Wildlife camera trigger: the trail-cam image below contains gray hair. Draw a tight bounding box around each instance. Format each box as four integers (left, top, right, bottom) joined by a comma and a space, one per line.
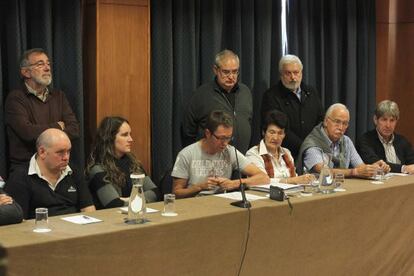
279, 54, 303, 73
214, 49, 239, 67
20, 48, 48, 68
325, 103, 349, 119
375, 100, 399, 120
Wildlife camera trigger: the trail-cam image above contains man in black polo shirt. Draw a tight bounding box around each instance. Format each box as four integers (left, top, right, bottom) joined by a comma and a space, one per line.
5, 128, 95, 219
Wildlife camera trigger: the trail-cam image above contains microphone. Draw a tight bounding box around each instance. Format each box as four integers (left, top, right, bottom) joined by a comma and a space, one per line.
230, 146, 251, 208
224, 106, 250, 208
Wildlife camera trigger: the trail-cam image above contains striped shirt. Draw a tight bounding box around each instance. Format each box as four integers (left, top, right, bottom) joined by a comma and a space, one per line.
377, 130, 401, 164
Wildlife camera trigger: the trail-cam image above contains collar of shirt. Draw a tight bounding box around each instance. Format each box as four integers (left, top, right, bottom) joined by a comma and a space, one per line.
25, 82, 49, 102
258, 139, 287, 160
376, 129, 395, 145
28, 154, 72, 191
292, 86, 302, 101
214, 77, 239, 94
321, 125, 342, 153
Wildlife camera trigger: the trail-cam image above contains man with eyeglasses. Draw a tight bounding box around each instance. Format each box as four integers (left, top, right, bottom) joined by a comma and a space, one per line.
182, 49, 252, 154
296, 103, 389, 177
356, 100, 414, 174
5, 48, 79, 172
261, 54, 324, 159
172, 110, 269, 198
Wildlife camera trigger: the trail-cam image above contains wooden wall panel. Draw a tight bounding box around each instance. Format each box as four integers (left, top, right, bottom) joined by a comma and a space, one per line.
376, 0, 414, 144
83, 0, 97, 158
84, 0, 151, 172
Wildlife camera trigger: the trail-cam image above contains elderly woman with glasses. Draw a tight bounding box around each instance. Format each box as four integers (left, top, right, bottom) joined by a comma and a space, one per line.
246, 110, 314, 183
86, 116, 159, 209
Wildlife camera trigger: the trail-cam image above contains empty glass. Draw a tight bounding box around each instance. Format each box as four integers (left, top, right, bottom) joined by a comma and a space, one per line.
334, 173, 346, 192
162, 194, 177, 217
371, 168, 385, 184
33, 208, 51, 233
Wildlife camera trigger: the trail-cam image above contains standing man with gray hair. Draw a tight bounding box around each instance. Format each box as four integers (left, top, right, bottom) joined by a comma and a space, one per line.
182, 49, 252, 153
297, 103, 389, 177
357, 100, 414, 174
261, 54, 324, 159
5, 48, 79, 172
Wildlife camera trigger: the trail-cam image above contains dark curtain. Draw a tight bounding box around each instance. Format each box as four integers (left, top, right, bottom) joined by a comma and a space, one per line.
0, 0, 84, 177
286, 0, 376, 141
151, 0, 283, 183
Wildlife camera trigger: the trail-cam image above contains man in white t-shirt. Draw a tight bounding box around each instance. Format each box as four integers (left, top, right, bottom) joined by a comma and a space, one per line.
172, 110, 269, 198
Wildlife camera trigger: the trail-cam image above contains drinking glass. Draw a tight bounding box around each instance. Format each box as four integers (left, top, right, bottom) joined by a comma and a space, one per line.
162, 194, 177, 217
334, 173, 346, 192
371, 168, 385, 184
33, 208, 51, 233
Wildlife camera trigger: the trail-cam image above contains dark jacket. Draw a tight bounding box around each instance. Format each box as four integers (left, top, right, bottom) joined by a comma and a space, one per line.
261, 81, 324, 158
0, 188, 23, 226
182, 80, 252, 153
5, 165, 93, 219
356, 129, 414, 173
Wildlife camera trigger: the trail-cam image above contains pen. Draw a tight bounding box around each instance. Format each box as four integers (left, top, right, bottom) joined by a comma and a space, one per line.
83, 215, 91, 220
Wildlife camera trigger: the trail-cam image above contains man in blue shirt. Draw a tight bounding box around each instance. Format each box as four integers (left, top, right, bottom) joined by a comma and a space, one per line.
297, 103, 389, 177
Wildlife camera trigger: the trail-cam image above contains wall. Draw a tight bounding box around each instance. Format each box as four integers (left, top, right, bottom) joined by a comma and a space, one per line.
377, 0, 414, 143
83, 0, 151, 172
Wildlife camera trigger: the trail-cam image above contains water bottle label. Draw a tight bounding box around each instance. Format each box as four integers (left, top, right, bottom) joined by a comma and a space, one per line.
130, 195, 143, 213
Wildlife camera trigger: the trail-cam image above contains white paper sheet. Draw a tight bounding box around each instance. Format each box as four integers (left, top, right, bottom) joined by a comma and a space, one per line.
214, 191, 267, 201
61, 215, 102, 225
386, 173, 408, 177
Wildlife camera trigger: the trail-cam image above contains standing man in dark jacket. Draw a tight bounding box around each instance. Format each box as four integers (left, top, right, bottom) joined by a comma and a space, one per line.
5, 48, 79, 172
182, 49, 252, 153
261, 55, 324, 159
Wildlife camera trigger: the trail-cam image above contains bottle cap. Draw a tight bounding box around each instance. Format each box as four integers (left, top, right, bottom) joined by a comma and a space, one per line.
130, 174, 145, 179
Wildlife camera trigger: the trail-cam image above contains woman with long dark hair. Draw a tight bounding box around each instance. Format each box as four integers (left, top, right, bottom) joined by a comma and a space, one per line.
86, 116, 158, 209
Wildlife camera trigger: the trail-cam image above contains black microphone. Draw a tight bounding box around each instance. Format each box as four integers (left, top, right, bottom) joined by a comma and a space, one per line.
223, 106, 250, 208
230, 145, 251, 208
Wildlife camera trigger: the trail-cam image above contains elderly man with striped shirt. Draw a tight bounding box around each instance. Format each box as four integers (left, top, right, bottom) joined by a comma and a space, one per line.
297, 103, 389, 178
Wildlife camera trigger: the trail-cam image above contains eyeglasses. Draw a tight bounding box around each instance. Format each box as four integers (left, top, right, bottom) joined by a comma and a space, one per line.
328, 117, 349, 127
26, 61, 52, 69
217, 67, 239, 77
212, 133, 233, 142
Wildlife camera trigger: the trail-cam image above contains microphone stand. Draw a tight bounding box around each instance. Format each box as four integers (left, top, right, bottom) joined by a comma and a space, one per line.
230, 146, 251, 208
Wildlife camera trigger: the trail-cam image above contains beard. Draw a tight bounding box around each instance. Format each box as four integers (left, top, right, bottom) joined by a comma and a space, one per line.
33, 74, 52, 86
282, 80, 300, 91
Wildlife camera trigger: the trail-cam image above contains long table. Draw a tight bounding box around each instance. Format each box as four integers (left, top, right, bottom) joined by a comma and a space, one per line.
2, 175, 414, 275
